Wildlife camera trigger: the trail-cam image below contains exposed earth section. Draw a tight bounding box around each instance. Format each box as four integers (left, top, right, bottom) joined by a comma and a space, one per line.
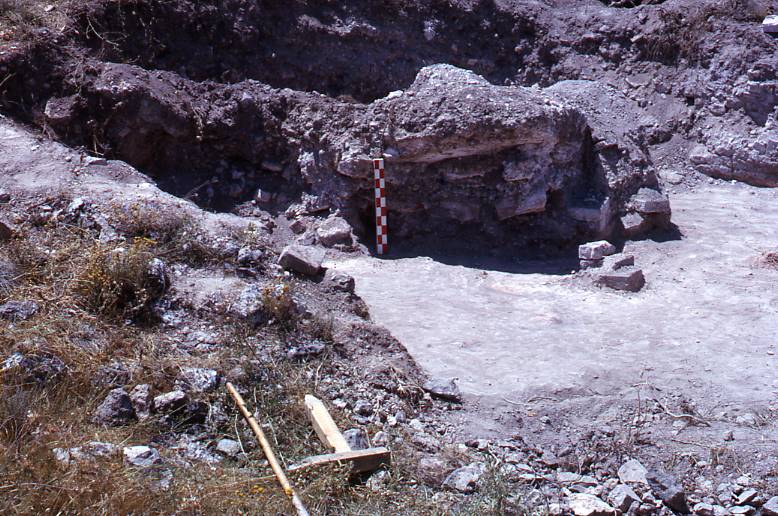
1, 0, 778, 514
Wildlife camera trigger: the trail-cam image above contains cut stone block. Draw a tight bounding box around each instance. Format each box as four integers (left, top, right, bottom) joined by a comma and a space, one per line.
621, 212, 650, 238
763, 15, 778, 34
578, 240, 617, 260
594, 267, 645, 292
602, 253, 635, 271
629, 188, 671, 214
278, 245, 326, 276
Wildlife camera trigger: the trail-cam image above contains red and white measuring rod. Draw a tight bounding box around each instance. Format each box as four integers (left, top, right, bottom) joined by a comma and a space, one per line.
373, 158, 388, 255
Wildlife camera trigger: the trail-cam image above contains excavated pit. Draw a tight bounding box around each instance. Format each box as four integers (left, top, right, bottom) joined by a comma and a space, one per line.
0, 0, 687, 253
74, 0, 538, 102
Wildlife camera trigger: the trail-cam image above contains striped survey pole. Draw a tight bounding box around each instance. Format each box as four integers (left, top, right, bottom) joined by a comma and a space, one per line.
373, 158, 388, 255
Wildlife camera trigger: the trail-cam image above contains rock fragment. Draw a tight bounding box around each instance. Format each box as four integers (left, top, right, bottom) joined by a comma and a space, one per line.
442, 463, 484, 493
353, 400, 373, 416
278, 245, 326, 276
423, 377, 462, 402
286, 341, 325, 360
609, 484, 641, 512
618, 459, 648, 484
316, 216, 353, 247
593, 267, 645, 292
621, 212, 651, 239
234, 284, 267, 326
0, 300, 39, 321
130, 384, 153, 420
93, 388, 136, 426
123, 445, 162, 467
762, 496, 778, 516
153, 390, 188, 413
237, 247, 263, 266
343, 428, 369, 450
0, 219, 13, 241
418, 456, 452, 486
579, 240, 617, 261
2, 352, 64, 383
629, 188, 671, 215
215, 438, 242, 458
568, 493, 617, 516
176, 367, 221, 393
323, 269, 355, 293
647, 469, 690, 514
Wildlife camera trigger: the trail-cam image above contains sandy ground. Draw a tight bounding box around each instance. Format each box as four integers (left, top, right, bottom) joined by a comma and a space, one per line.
329, 182, 778, 445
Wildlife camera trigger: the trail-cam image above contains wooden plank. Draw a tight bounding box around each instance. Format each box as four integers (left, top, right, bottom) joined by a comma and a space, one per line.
304, 394, 350, 453
288, 447, 391, 475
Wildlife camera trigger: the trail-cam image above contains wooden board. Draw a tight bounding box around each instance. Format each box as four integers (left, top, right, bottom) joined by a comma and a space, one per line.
289, 447, 391, 475
304, 394, 351, 453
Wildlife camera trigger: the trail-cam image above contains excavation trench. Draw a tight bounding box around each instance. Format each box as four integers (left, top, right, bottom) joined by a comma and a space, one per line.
0, 1, 674, 254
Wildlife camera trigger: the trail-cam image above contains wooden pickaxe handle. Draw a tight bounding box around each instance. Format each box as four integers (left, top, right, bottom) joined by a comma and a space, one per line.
226, 382, 310, 516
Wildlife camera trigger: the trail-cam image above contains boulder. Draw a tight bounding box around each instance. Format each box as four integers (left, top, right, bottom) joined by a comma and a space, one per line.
594, 267, 645, 292
423, 377, 463, 403
93, 388, 136, 426
277, 245, 326, 276
317, 216, 353, 247
579, 241, 617, 261
123, 445, 162, 467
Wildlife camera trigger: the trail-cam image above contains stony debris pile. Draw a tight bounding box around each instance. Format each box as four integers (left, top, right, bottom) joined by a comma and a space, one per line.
579, 240, 646, 292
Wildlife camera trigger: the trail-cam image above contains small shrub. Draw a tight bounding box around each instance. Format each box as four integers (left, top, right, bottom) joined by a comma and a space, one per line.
262, 280, 298, 330
110, 202, 219, 265
75, 239, 165, 322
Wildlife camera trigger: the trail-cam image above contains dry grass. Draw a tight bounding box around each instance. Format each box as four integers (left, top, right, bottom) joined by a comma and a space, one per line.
109, 201, 224, 266
0, 219, 449, 514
